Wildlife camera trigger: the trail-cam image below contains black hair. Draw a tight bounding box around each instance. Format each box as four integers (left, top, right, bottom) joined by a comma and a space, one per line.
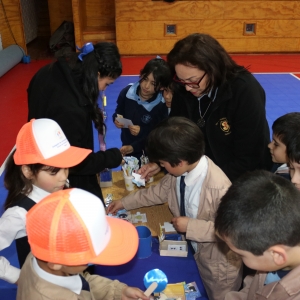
215, 170, 300, 255
139, 58, 171, 92
146, 117, 205, 166
167, 33, 247, 94
272, 112, 300, 163
4, 151, 61, 210
67, 42, 122, 134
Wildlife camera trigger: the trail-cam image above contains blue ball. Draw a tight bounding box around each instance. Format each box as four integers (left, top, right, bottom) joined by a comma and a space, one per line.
143, 269, 168, 293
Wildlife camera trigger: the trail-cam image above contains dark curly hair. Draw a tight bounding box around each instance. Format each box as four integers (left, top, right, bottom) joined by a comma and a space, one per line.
67, 42, 122, 134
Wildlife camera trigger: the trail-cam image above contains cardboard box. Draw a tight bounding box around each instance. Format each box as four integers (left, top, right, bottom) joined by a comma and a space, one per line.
159, 240, 188, 257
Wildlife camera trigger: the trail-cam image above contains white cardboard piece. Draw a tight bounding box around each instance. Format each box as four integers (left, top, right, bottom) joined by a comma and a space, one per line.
159, 240, 188, 257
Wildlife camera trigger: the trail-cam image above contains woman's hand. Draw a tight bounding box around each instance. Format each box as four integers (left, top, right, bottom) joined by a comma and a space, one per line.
106, 200, 124, 215
137, 162, 161, 181
120, 145, 134, 156
128, 125, 140, 136
121, 286, 150, 300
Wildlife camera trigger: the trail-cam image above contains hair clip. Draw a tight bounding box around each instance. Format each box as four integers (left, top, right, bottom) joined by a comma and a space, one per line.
77, 42, 94, 61
156, 55, 162, 59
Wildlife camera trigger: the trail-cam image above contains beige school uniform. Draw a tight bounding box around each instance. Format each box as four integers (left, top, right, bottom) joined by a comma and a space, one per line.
122, 157, 242, 300
17, 253, 127, 300
225, 266, 300, 300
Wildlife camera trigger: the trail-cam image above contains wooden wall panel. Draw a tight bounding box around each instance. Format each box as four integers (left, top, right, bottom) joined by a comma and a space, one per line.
72, 0, 116, 47
36, 0, 51, 37
47, 0, 73, 34
72, 0, 85, 48
117, 38, 300, 55
115, 1, 300, 21
85, 0, 115, 28
115, 0, 300, 54
117, 20, 300, 40
0, 0, 26, 51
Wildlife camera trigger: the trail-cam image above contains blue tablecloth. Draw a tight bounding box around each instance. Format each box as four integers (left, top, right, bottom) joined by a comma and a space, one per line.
95, 236, 208, 299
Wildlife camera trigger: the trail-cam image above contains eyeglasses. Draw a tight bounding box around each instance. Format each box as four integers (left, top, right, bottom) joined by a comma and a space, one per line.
173, 72, 206, 88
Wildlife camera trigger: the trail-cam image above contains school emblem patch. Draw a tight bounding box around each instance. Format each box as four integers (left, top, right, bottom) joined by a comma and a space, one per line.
219, 118, 231, 133
141, 114, 152, 124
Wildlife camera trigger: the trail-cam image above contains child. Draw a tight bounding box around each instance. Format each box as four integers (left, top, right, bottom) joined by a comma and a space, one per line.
268, 112, 300, 177
113, 57, 170, 161
0, 118, 91, 284
162, 81, 176, 114
285, 116, 300, 190
107, 117, 243, 300
215, 170, 300, 299
17, 188, 149, 299
290, 160, 300, 191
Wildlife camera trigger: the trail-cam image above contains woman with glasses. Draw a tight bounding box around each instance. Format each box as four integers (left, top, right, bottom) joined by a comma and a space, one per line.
139, 33, 272, 182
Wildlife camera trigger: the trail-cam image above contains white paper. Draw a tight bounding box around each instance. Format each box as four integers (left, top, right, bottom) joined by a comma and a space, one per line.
116, 117, 133, 128
132, 172, 145, 187
163, 222, 176, 233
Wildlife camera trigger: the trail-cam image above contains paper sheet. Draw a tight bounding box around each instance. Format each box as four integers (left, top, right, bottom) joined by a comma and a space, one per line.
116, 117, 133, 128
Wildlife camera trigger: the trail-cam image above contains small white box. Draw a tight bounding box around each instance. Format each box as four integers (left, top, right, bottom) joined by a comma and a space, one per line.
159, 240, 188, 257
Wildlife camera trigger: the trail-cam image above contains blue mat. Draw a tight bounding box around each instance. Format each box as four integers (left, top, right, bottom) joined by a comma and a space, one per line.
96, 236, 208, 299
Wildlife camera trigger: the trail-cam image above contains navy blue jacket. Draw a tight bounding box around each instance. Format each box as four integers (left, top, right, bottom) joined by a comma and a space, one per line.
113, 84, 168, 160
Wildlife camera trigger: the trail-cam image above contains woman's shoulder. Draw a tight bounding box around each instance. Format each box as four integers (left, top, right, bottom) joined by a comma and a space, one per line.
230, 70, 262, 88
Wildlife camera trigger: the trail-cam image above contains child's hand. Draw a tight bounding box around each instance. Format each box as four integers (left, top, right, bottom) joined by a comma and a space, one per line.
120, 145, 134, 156
128, 125, 140, 136
106, 200, 124, 215
114, 119, 124, 129
121, 286, 150, 299
137, 163, 161, 180
171, 216, 189, 233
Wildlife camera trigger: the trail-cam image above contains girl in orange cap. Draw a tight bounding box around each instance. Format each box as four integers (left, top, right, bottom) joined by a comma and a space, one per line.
0, 118, 91, 285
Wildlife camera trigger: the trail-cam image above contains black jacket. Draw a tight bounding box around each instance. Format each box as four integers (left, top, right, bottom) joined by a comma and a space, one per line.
170, 71, 272, 181
27, 58, 122, 200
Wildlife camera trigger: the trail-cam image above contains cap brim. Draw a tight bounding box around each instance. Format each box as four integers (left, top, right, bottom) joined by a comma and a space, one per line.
90, 217, 138, 266
40, 146, 91, 168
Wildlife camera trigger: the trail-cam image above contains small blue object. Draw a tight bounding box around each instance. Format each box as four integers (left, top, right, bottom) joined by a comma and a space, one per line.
77, 42, 94, 61
100, 169, 112, 182
184, 282, 201, 299
143, 269, 168, 293
136, 226, 152, 259
22, 55, 30, 63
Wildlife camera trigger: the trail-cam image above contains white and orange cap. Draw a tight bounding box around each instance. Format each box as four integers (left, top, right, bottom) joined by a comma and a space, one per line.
26, 188, 139, 266
14, 119, 91, 168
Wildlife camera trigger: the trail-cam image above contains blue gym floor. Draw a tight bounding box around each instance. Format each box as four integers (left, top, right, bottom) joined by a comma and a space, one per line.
0, 73, 299, 299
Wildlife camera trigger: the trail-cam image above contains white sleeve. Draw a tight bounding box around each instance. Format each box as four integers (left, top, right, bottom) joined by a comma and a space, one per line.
0, 256, 20, 284
0, 207, 27, 250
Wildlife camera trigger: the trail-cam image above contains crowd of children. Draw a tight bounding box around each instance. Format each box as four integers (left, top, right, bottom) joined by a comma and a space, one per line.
1, 39, 300, 299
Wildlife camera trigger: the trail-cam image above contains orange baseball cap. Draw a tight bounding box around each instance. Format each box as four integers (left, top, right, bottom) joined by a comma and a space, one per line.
26, 188, 139, 266
14, 119, 92, 168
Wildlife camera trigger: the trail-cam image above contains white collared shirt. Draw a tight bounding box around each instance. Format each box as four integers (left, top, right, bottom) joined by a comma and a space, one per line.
0, 185, 49, 283
176, 156, 208, 251
32, 256, 83, 294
